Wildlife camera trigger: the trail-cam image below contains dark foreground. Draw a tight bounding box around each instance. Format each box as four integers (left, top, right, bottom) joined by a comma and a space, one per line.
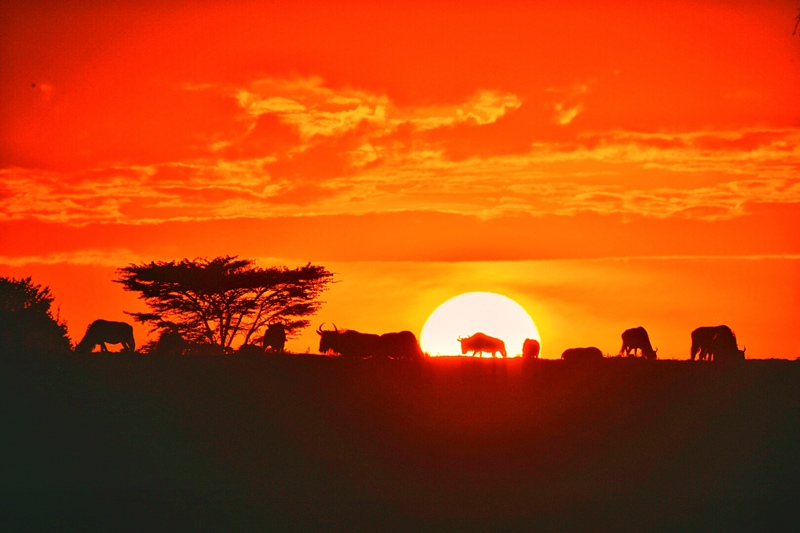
2, 354, 799, 532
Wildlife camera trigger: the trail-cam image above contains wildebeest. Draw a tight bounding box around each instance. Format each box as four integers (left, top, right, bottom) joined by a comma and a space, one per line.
522, 338, 541, 359
317, 323, 423, 360
75, 319, 135, 354
378, 330, 426, 360
236, 343, 268, 356
261, 323, 286, 353
619, 326, 658, 360
691, 325, 745, 362
561, 346, 604, 362
458, 332, 507, 358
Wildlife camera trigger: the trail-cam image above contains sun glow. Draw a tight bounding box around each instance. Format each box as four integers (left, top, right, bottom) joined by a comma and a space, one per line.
420, 292, 540, 357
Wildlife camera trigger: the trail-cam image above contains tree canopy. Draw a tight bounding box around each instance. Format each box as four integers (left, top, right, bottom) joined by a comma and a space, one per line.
115, 256, 334, 350
0, 276, 71, 354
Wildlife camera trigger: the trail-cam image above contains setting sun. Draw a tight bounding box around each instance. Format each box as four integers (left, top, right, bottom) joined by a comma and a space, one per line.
420, 292, 540, 357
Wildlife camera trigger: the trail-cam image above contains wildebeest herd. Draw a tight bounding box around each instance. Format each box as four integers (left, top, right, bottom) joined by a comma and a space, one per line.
74, 318, 747, 362
560, 325, 745, 362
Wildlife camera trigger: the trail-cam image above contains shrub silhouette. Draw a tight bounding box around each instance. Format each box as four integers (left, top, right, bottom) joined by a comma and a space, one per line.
154, 330, 187, 356
0, 276, 71, 354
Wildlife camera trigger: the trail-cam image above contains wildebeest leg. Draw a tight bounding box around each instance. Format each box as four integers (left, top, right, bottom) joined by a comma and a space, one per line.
99, 342, 108, 352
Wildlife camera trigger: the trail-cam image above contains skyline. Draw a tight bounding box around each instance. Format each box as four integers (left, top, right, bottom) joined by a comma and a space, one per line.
2, 1, 799, 357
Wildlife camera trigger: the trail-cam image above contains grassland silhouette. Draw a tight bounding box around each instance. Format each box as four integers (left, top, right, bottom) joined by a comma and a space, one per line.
1, 273, 794, 531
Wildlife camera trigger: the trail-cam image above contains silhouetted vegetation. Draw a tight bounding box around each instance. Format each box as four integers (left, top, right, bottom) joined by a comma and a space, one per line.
115, 256, 333, 351
0, 276, 70, 355
794, 8, 800, 35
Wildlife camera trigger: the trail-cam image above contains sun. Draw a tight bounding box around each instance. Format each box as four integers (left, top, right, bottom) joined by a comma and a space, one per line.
420, 292, 540, 357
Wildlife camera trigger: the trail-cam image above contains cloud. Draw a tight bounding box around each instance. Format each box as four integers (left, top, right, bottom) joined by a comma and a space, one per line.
554, 103, 583, 126
548, 83, 590, 126
2, 71, 799, 226
231, 77, 522, 144
0, 249, 140, 267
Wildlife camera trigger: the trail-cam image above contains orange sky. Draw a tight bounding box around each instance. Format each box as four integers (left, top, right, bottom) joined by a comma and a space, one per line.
1, 1, 799, 357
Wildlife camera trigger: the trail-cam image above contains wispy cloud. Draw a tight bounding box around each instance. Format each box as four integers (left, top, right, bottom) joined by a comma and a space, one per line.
0, 249, 141, 267
2, 76, 798, 225
549, 83, 589, 126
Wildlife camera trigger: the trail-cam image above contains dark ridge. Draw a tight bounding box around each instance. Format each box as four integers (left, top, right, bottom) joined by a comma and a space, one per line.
2, 353, 798, 531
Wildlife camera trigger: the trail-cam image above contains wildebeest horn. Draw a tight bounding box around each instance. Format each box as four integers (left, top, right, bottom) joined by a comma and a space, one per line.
456, 336, 463, 341
317, 322, 339, 335
742, 346, 746, 353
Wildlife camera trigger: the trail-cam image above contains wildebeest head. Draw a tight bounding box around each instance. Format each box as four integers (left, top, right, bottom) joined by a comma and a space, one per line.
457, 336, 468, 354
316, 322, 340, 354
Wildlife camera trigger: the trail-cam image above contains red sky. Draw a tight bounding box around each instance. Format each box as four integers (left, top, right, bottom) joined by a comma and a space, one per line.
2, 0, 799, 357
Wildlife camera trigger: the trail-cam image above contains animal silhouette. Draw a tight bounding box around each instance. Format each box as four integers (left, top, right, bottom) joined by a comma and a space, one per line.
262, 323, 287, 353
75, 319, 135, 354
691, 325, 745, 362
316, 323, 423, 360
378, 330, 425, 360
236, 343, 269, 356
619, 326, 657, 360
522, 338, 541, 359
457, 332, 507, 358
690, 326, 719, 360
561, 346, 603, 362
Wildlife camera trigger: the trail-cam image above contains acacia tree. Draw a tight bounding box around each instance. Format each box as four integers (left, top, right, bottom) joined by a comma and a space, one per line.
115, 256, 334, 350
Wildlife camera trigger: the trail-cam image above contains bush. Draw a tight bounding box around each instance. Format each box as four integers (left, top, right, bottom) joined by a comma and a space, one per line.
0, 276, 71, 355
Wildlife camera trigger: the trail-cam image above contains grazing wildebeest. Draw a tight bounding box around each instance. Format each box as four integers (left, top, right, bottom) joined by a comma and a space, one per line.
75, 319, 135, 354
236, 343, 268, 356
522, 338, 541, 359
690, 326, 719, 361
458, 332, 507, 358
690, 325, 745, 362
262, 323, 286, 353
619, 326, 658, 360
379, 331, 425, 361
561, 346, 604, 362
317, 323, 422, 360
